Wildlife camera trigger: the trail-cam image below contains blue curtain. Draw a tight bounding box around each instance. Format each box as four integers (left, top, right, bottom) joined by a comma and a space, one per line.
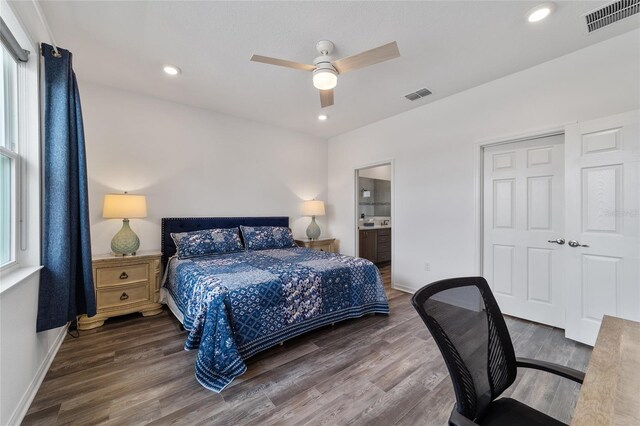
37, 43, 95, 332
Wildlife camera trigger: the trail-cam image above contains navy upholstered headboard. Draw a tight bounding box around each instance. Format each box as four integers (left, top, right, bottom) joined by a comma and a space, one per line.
161, 216, 289, 265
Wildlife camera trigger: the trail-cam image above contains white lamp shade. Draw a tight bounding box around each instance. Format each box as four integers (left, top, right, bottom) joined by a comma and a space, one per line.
103, 194, 147, 219
302, 200, 325, 216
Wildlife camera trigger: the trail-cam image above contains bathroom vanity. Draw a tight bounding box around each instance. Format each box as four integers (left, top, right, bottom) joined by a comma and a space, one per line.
358, 226, 391, 264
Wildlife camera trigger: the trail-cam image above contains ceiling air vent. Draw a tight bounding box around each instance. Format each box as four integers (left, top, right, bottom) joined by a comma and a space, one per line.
404, 88, 432, 101
585, 0, 639, 33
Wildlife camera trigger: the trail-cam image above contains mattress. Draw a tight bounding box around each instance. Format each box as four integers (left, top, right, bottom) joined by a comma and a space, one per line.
162, 246, 389, 392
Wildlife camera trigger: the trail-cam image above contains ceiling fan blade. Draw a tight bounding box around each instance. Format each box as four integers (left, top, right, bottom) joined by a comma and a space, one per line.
333, 41, 400, 74
250, 54, 315, 72
320, 89, 334, 108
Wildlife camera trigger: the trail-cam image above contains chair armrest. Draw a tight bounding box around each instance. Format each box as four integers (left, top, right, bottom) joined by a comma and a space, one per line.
516, 357, 585, 384
449, 406, 480, 426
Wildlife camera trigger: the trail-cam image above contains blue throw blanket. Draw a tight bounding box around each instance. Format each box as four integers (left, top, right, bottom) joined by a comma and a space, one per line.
163, 247, 389, 391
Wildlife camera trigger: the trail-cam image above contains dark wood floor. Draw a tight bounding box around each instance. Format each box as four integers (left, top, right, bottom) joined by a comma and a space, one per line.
24, 264, 591, 425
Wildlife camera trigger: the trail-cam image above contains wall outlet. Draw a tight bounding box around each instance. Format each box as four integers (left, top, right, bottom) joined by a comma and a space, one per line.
424, 262, 431, 272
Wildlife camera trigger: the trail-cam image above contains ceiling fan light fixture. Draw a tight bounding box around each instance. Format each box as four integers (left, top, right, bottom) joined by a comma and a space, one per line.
313, 68, 338, 90
250, 40, 400, 108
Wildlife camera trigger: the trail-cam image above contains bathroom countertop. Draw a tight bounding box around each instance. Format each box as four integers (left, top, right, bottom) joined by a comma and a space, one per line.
358, 225, 392, 230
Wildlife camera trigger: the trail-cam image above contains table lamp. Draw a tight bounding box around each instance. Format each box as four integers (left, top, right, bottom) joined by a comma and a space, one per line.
103, 193, 147, 255
302, 200, 325, 240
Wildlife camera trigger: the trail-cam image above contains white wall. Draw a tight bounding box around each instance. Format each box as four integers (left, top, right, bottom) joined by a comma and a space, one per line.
328, 29, 640, 293
80, 83, 329, 255
0, 274, 67, 425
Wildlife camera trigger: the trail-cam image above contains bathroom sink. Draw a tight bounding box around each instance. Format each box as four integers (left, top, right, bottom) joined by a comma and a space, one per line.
358, 217, 391, 230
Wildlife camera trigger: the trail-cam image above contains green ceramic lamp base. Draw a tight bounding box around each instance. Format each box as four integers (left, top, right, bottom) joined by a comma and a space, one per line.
111, 218, 140, 256
306, 216, 321, 240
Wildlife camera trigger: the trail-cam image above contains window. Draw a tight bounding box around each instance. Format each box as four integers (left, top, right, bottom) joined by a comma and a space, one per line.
0, 6, 39, 284
0, 43, 18, 268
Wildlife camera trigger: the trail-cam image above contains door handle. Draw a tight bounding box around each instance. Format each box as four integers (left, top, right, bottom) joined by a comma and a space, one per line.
547, 238, 565, 245
568, 240, 589, 248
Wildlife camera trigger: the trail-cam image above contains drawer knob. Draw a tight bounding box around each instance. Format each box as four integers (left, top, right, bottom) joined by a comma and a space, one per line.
120, 292, 129, 301
119, 272, 128, 280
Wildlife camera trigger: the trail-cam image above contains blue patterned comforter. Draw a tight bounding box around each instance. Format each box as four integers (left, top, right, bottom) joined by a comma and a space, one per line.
163, 247, 389, 391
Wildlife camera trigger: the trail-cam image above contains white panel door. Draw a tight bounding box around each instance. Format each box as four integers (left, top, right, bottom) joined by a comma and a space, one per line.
484, 135, 565, 327
564, 111, 640, 345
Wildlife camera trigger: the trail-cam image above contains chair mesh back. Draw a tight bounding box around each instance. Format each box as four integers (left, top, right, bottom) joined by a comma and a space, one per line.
411, 277, 517, 420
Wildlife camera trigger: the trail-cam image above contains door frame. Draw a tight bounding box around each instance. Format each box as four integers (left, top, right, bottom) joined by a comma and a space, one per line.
354, 159, 396, 289
473, 124, 569, 278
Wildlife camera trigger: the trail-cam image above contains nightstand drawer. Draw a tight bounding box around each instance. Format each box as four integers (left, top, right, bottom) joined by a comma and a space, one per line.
295, 238, 336, 253
79, 252, 163, 330
97, 263, 148, 287
97, 283, 149, 310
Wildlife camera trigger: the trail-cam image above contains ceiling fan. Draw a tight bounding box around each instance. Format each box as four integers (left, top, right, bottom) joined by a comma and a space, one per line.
250, 40, 400, 108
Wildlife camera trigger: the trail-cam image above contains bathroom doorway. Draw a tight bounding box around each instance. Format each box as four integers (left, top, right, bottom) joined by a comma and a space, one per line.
355, 162, 393, 291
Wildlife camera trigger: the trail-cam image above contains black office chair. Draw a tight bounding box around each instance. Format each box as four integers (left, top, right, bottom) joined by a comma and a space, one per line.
411, 277, 585, 426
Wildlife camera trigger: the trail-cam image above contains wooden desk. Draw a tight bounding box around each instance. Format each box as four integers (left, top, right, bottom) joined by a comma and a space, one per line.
572, 315, 640, 425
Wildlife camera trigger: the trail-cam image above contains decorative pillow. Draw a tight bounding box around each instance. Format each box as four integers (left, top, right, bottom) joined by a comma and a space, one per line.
239, 225, 297, 251
171, 227, 244, 259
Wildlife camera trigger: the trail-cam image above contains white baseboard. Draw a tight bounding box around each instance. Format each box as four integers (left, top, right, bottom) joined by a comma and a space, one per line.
391, 282, 415, 294
7, 323, 68, 426
391, 283, 481, 312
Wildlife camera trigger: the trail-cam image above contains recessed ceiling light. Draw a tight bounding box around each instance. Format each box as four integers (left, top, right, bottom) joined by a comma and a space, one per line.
318, 114, 328, 121
527, 2, 556, 22
163, 65, 181, 76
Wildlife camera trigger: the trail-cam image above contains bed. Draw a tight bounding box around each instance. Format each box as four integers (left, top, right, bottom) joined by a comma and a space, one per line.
160, 216, 389, 392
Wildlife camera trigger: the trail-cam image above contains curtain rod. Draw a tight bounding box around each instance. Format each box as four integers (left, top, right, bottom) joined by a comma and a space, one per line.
1, 16, 30, 62
32, 0, 61, 58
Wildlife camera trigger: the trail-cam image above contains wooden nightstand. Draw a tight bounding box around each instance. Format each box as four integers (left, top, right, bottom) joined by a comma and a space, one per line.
78, 251, 163, 330
295, 238, 336, 253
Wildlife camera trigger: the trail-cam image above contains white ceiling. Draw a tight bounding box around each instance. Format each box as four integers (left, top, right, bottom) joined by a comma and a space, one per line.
15, 1, 640, 138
